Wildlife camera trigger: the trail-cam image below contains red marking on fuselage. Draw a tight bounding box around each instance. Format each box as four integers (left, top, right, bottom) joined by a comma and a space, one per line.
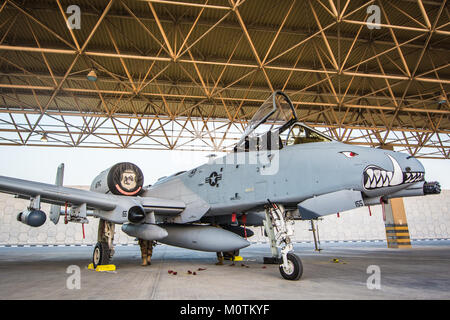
115, 184, 141, 196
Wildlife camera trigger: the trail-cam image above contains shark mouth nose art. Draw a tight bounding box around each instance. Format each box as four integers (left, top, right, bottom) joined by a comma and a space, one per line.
403, 172, 425, 184
363, 155, 424, 190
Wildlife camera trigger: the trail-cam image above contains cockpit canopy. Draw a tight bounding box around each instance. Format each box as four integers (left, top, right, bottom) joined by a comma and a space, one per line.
285, 123, 332, 146
240, 91, 296, 142
234, 91, 332, 152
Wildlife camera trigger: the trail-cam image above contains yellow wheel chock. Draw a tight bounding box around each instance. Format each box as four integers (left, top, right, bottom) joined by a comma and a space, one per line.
88, 263, 116, 272
224, 255, 244, 262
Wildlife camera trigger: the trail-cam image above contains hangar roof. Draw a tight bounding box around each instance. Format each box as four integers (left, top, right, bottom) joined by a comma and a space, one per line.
0, 0, 449, 158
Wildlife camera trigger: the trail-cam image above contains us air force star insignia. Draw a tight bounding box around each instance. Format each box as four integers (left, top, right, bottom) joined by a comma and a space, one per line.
205, 171, 222, 187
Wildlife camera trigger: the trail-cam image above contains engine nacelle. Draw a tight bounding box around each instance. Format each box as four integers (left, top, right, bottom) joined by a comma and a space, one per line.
17, 210, 46, 227
90, 162, 144, 196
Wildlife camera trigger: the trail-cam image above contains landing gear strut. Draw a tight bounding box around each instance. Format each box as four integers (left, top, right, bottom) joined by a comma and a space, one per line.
93, 219, 115, 268
265, 201, 303, 280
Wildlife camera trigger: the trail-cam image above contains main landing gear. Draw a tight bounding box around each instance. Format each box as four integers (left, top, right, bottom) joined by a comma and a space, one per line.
93, 219, 115, 268
265, 201, 303, 280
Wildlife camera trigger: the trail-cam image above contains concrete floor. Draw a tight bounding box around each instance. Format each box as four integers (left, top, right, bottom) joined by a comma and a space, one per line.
0, 241, 449, 300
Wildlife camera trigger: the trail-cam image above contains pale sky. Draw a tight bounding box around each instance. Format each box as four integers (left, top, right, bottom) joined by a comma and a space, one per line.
0, 145, 448, 189
0, 146, 218, 187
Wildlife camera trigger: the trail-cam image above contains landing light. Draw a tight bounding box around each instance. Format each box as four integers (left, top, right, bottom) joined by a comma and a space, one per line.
87, 69, 97, 82
438, 95, 447, 104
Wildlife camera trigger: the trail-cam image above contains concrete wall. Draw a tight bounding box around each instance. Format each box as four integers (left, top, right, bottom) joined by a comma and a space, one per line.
0, 188, 448, 245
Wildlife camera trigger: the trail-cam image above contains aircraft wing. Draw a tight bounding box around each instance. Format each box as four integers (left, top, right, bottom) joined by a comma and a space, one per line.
0, 175, 185, 215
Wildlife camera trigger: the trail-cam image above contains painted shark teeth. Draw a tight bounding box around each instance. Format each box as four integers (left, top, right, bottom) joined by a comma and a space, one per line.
403, 172, 425, 184
364, 168, 424, 190
364, 167, 395, 190
363, 155, 424, 190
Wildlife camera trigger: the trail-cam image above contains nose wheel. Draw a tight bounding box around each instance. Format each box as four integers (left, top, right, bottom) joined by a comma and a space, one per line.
279, 253, 303, 280
266, 200, 303, 281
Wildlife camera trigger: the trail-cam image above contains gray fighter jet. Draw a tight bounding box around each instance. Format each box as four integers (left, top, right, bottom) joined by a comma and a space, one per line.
0, 91, 441, 280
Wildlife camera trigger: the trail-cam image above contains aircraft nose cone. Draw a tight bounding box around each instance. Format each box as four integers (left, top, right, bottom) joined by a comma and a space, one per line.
363, 151, 425, 190
397, 153, 426, 185
406, 155, 425, 172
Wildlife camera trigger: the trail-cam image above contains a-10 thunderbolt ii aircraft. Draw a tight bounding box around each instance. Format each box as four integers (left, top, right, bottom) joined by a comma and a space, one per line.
0, 91, 441, 280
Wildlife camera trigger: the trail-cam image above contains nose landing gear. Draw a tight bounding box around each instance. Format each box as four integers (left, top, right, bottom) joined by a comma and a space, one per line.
265, 200, 303, 280
279, 252, 303, 280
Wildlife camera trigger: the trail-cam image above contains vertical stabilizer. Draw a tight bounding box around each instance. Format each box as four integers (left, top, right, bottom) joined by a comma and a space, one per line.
50, 163, 64, 224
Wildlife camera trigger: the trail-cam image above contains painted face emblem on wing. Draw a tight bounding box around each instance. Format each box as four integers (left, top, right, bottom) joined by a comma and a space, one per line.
363, 155, 424, 190
205, 172, 222, 187
121, 169, 137, 191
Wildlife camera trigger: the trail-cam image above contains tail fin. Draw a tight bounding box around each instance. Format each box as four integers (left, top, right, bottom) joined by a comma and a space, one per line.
50, 163, 64, 224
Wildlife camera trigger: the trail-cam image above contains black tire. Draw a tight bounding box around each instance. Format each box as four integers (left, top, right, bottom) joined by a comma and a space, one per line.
93, 241, 111, 268
279, 253, 303, 280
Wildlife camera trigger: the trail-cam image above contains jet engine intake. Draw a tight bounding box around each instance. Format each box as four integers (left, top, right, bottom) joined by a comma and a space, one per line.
90, 162, 144, 196
17, 209, 46, 227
